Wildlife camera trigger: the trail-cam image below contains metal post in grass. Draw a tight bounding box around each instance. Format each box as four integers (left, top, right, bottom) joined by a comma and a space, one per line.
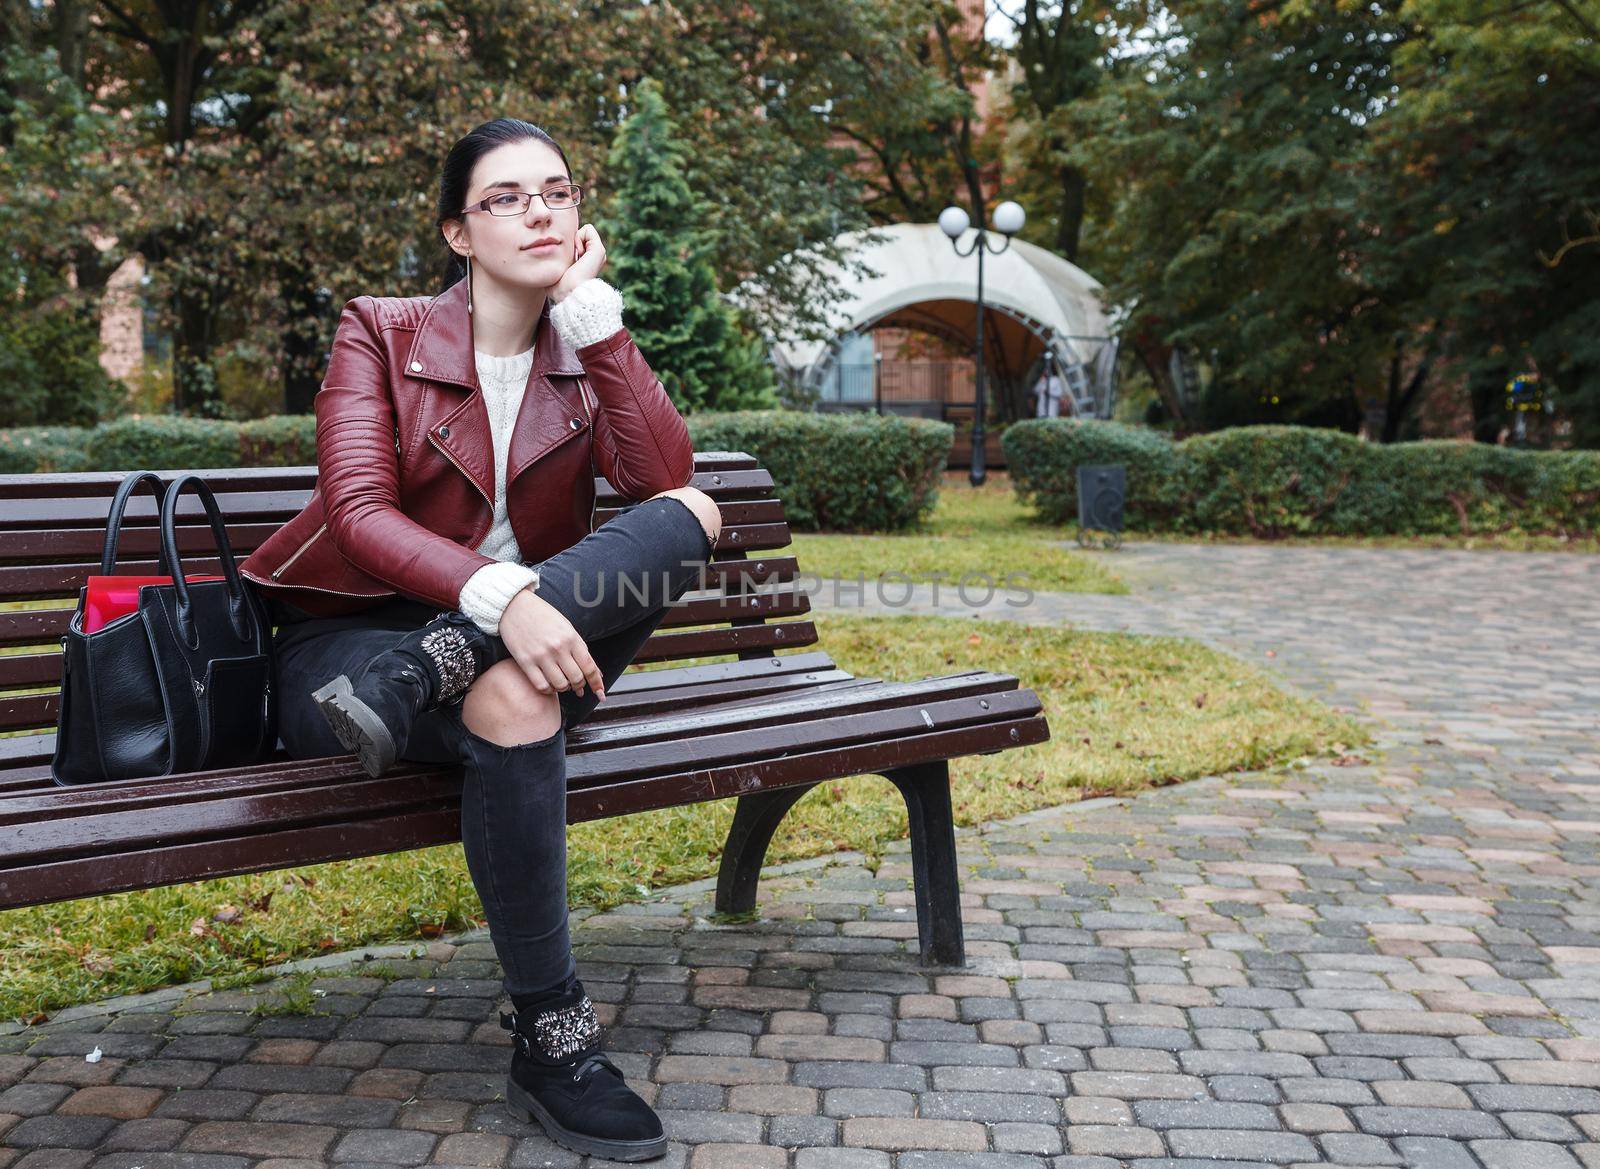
938, 199, 1027, 488
1076, 463, 1125, 550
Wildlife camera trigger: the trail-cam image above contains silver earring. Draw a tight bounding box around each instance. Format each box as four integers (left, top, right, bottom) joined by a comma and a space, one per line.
465, 253, 474, 315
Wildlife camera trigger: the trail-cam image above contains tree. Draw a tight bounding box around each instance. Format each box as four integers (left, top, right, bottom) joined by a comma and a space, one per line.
598, 77, 777, 412
0, 44, 134, 425
1368, 0, 1600, 445
1058, 0, 1417, 433
1011, 0, 1600, 444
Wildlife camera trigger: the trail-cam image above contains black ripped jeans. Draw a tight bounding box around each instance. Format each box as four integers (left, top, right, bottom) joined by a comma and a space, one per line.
264, 494, 715, 997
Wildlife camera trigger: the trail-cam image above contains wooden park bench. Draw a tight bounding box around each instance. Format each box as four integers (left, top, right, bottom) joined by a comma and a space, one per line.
0, 452, 1051, 967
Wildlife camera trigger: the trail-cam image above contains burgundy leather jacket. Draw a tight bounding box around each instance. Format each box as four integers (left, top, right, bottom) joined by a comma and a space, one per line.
239, 275, 695, 618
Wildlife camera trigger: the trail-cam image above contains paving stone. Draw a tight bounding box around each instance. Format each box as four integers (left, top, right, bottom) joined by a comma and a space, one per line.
330, 1128, 438, 1164
1163, 1127, 1318, 1161
1317, 1131, 1403, 1164
1353, 1105, 1508, 1139
2, 1114, 118, 1149
1470, 1139, 1583, 1169
1064, 1124, 1165, 1157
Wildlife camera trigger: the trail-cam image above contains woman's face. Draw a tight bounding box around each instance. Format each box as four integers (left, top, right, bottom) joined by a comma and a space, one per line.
452, 138, 578, 292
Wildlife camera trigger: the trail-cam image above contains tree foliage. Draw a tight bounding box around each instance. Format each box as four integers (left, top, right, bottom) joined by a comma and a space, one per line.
1015, 0, 1600, 444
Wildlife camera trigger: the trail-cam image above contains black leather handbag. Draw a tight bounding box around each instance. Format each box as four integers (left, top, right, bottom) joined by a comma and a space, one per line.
51, 471, 279, 785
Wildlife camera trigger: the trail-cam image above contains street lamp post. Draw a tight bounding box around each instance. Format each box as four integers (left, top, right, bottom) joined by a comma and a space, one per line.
939, 200, 1026, 487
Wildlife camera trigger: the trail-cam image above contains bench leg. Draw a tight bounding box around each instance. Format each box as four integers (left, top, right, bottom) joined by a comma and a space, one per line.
715, 782, 821, 915
881, 760, 966, 968
713, 763, 966, 968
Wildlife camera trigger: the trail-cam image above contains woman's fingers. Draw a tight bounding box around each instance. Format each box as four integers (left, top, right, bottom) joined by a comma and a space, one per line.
579, 647, 606, 702
511, 646, 558, 696
552, 648, 589, 696
498, 594, 606, 703
536, 655, 572, 697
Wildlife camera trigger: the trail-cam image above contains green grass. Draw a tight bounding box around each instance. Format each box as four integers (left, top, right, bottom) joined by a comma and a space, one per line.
790, 472, 1130, 593
1096, 526, 1598, 553
0, 469, 1380, 1022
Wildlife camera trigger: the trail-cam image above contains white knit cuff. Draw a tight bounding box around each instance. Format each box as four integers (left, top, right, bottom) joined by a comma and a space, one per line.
458, 560, 541, 636
549, 278, 624, 350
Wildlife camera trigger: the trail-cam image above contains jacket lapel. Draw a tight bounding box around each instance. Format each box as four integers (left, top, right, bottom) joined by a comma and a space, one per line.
403, 278, 587, 506
508, 303, 589, 484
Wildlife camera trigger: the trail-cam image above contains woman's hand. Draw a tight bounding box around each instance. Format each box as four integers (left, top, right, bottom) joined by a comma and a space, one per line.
551, 224, 607, 304
496, 585, 606, 702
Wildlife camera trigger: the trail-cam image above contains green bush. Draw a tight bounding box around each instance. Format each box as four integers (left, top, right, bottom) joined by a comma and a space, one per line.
0, 415, 314, 473
83, 415, 244, 471
0, 293, 126, 428
1003, 420, 1600, 538
1182, 425, 1367, 536
1528, 449, 1600, 533
238, 414, 318, 467
686, 409, 953, 531
0, 426, 95, 473
1001, 417, 1186, 530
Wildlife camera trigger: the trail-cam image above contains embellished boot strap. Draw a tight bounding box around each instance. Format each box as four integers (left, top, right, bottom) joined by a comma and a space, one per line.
409, 610, 510, 705
499, 994, 603, 1064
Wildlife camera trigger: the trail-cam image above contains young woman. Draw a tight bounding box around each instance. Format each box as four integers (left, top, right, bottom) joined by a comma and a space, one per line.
238, 117, 722, 1162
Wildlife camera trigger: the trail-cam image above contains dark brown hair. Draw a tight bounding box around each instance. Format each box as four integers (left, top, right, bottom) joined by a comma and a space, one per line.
435, 117, 573, 293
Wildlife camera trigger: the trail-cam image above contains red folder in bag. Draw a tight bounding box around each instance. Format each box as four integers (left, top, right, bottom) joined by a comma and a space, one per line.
83, 574, 227, 634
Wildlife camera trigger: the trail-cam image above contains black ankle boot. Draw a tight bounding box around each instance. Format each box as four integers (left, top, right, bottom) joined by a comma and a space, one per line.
499, 976, 668, 1161
311, 609, 510, 777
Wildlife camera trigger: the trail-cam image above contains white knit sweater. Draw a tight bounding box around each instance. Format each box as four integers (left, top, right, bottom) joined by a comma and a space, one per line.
455, 277, 625, 635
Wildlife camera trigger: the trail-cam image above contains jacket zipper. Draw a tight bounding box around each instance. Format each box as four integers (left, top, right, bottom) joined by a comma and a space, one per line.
579, 379, 598, 533
269, 522, 328, 580
240, 567, 390, 598
428, 430, 495, 546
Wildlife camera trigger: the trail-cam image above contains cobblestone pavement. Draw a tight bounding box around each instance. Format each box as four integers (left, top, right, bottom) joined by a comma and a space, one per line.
3, 543, 1598, 1168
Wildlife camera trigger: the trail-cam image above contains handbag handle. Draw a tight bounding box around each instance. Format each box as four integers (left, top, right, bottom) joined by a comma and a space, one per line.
99, 471, 173, 578
158, 472, 253, 647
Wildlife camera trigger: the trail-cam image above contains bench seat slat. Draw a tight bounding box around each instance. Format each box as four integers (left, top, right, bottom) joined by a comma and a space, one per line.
1, 674, 1035, 828
0, 804, 469, 912
0, 688, 1044, 879
572, 711, 1051, 818
564, 673, 1033, 751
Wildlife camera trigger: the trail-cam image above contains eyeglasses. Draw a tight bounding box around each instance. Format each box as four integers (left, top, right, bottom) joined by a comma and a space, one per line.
459, 183, 584, 217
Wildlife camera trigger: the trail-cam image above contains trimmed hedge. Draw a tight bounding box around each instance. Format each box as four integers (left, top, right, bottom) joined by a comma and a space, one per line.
0, 427, 95, 473
84, 416, 242, 472
998, 415, 1188, 530
0, 409, 953, 533
1003, 419, 1600, 538
684, 410, 954, 531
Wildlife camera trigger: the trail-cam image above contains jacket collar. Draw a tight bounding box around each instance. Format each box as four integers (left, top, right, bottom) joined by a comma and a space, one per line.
403, 274, 585, 388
